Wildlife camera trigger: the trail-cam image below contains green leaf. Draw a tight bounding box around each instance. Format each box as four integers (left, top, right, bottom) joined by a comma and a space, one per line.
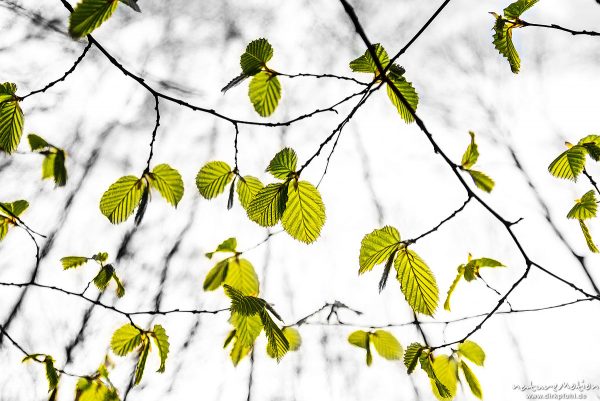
460, 361, 483, 399
0, 90, 24, 154
61, 256, 89, 269
119, 0, 140, 12
0, 218, 8, 242
151, 324, 169, 373
44, 356, 59, 391
0, 200, 29, 217
99, 175, 145, 224
228, 335, 253, 366
348, 330, 369, 349
260, 309, 289, 362
266, 148, 297, 179
93, 264, 114, 291
205, 237, 237, 259
223, 285, 265, 316
0, 82, 16, 103
359, 226, 401, 274
281, 327, 301, 351
92, 252, 108, 263
203, 259, 229, 291
224, 258, 260, 296
281, 180, 326, 244
579, 219, 599, 253
493, 18, 521, 74
458, 340, 486, 366
548, 146, 587, 181
240, 38, 273, 76
248, 71, 281, 117
112, 273, 125, 298
349, 43, 390, 74
404, 342, 424, 374
464, 256, 505, 281
28, 134, 50, 151
236, 176, 264, 210
247, 182, 289, 227
195, 161, 233, 200
386, 73, 419, 124
231, 313, 263, 347
395, 248, 439, 316
467, 169, 495, 193
69, 0, 119, 38
419, 353, 451, 399
430, 355, 458, 400
567, 190, 597, 220
461, 131, 479, 169
578, 135, 600, 161
110, 324, 142, 356
133, 338, 150, 385
52, 150, 68, 187
371, 330, 402, 360
148, 164, 184, 207
504, 0, 539, 19
443, 265, 464, 311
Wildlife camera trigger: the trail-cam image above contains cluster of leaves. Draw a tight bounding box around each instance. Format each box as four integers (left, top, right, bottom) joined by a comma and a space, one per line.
349, 44, 419, 123
28, 134, 68, 187
223, 285, 297, 363
75, 360, 120, 401
0, 82, 24, 154
548, 135, 600, 252
347, 330, 402, 366
359, 226, 439, 316
222, 39, 282, 117
404, 341, 485, 400
459, 131, 495, 193
492, 0, 539, 73
196, 148, 326, 244
203, 238, 259, 296
61, 251, 125, 297
99, 164, 183, 224
444, 254, 505, 311
0, 200, 28, 241
110, 323, 169, 385
68, 0, 141, 38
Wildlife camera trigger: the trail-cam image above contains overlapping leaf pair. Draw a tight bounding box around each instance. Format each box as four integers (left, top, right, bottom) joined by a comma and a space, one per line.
349, 44, 419, 124
460, 131, 495, 193
347, 329, 402, 366
75, 360, 120, 401
0, 200, 29, 241
99, 164, 184, 224
222, 39, 282, 117
28, 134, 68, 187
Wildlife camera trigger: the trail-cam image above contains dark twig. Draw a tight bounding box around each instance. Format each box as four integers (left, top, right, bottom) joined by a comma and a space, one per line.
144, 94, 161, 173
519, 19, 600, 37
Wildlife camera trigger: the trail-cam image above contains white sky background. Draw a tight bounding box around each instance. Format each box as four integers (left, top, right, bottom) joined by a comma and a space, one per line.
1, 0, 600, 400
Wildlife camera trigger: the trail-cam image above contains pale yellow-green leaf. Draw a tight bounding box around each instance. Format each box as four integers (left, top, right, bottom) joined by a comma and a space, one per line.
248, 71, 281, 117
281, 180, 326, 244
236, 176, 263, 210
493, 18, 521, 74
61, 256, 89, 270
149, 164, 184, 207
444, 265, 464, 311
348, 330, 369, 349
0, 95, 24, 154
430, 355, 458, 400
371, 330, 402, 360
461, 131, 479, 169
567, 190, 597, 220
203, 259, 228, 291
349, 43, 389, 74
247, 182, 288, 227
458, 340, 485, 366
260, 309, 289, 362
224, 258, 260, 296
69, 0, 119, 38
386, 74, 419, 124
99, 175, 145, 224
548, 146, 587, 181
110, 324, 142, 356
395, 248, 439, 316
133, 338, 149, 385
196, 161, 233, 199
404, 342, 424, 374
231, 312, 263, 347
460, 361, 483, 399
468, 169, 495, 193
579, 219, 599, 253
266, 147, 297, 179
359, 226, 401, 274
151, 324, 169, 373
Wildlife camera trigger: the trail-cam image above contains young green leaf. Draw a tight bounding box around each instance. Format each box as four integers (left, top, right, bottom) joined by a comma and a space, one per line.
0, 83, 24, 154
133, 338, 150, 385
223, 285, 266, 316
349, 43, 390, 74
467, 169, 495, 193
567, 190, 597, 220
231, 313, 263, 347
93, 252, 109, 263
404, 343, 424, 374
281, 327, 301, 351
395, 248, 439, 316
151, 324, 169, 373
44, 356, 59, 391
579, 219, 599, 253
247, 182, 289, 227
460, 361, 483, 399
463, 256, 504, 282
205, 237, 237, 259
386, 73, 419, 124
578, 135, 600, 161
371, 330, 403, 360
248, 71, 281, 117
259, 309, 289, 362
0, 199, 29, 217
228, 335, 253, 366
359, 226, 401, 274
237, 176, 264, 210
503, 0, 539, 19
224, 258, 260, 296
52, 150, 68, 187
461, 131, 479, 169
113, 273, 125, 298
443, 265, 465, 311
60, 256, 89, 269
281, 180, 326, 244
348, 330, 372, 366
93, 264, 114, 291
266, 148, 297, 179
196, 161, 233, 199
27, 134, 50, 151
110, 324, 142, 356
548, 146, 587, 181
148, 164, 184, 207
430, 355, 458, 400
492, 17, 521, 74
240, 38, 273, 76
69, 0, 119, 38
458, 340, 486, 366
419, 353, 451, 399
203, 259, 229, 291
99, 175, 146, 224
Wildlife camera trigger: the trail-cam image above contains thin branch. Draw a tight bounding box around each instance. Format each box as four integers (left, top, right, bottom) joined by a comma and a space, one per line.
583, 168, 600, 196
277, 72, 368, 86
143, 94, 161, 173
519, 19, 600, 37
